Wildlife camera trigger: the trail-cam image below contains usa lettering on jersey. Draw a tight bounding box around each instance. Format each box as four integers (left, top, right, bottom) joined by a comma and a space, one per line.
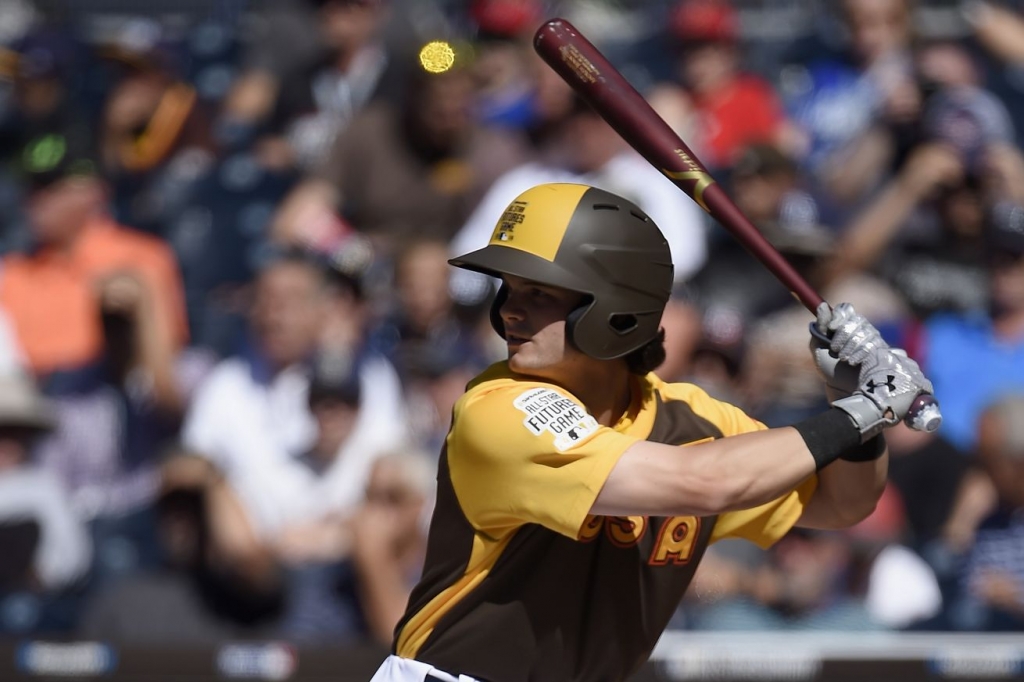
513, 387, 600, 451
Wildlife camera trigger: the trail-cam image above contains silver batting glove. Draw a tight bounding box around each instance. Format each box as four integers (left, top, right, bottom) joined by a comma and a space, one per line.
817, 302, 889, 367
813, 303, 935, 440
810, 302, 859, 402
853, 346, 934, 425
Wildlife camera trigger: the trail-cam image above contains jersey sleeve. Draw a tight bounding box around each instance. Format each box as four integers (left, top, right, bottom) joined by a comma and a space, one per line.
677, 382, 820, 549
448, 383, 638, 540
710, 476, 818, 548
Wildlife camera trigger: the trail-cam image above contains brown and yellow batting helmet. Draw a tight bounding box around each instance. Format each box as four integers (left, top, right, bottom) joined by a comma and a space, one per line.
449, 183, 674, 360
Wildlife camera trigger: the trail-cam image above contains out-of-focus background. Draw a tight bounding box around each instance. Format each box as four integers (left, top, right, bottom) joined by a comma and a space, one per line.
0, 0, 1023, 680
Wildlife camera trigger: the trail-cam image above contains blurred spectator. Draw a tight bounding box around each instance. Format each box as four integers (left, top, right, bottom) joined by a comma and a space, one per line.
280, 449, 433, 645
687, 485, 939, 632
648, 0, 797, 174
886, 423, 972, 550
181, 249, 406, 542
948, 395, 1024, 630
0, 372, 91, 633
686, 529, 881, 631
0, 132, 189, 586
467, 0, 542, 129
963, 0, 1024, 67
272, 57, 528, 262
268, 0, 407, 170
89, 23, 217, 236
400, 342, 483, 456
847, 486, 943, 630
1, 133, 187, 400
684, 144, 811, 399
272, 352, 364, 567
350, 450, 433, 645
0, 26, 89, 160
0, 26, 92, 254
271, 359, 374, 643
79, 465, 283, 643
373, 239, 490, 452
224, 0, 410, 171
271, 335, 406, 567
919, 199, 1024, 451
784, 0, 918, 212
684, 306, 747, 406
217, 1, 325, 142
162, 133, 302, 355
828, 101, 1019, 321
385, 239, 476, 350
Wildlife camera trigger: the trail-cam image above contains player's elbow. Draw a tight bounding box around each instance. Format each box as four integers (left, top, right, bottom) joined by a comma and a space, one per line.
823, 495, 880, 530
844, 495, 880, 527
839, 478, 886, 528
810, 479, 885, 530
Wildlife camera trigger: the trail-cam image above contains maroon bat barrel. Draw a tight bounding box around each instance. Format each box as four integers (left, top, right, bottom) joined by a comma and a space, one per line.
533, 18, 941, 433
534, 18, 822, 312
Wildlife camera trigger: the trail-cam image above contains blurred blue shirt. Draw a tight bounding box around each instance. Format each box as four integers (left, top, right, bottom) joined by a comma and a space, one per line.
924, 313, 1024, 452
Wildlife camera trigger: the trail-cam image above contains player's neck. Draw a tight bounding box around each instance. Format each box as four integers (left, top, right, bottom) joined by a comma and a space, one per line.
563, 364, 633, 428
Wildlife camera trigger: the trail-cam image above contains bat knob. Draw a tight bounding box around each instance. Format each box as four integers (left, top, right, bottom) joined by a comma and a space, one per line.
905, 394, 942, 433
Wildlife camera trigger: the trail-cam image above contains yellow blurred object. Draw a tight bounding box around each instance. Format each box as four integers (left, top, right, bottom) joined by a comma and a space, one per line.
419, 40, 456, 74
119, 83, 197, 172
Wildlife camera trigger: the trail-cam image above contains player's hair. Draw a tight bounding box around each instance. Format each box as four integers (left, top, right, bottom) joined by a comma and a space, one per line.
624, 329, 666, 375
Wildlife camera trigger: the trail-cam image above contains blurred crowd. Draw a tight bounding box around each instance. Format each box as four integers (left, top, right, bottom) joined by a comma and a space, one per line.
1, 0, 1024, 647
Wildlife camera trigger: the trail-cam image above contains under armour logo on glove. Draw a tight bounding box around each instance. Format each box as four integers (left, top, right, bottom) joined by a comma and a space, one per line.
865, 375, 896, 394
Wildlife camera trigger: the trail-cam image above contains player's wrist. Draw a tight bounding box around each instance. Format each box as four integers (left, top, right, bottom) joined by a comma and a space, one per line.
792, 408, 863, 471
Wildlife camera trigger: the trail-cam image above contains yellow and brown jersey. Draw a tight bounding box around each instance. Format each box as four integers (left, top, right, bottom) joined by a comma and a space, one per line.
394, 363, 817, 682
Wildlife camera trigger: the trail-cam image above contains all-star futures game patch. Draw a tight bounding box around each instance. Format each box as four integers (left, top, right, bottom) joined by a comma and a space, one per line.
513, 387, 600, 452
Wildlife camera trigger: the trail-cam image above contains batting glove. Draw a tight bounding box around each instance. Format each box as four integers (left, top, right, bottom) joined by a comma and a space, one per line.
809, 302, 859, 402
812, 302, 935, 441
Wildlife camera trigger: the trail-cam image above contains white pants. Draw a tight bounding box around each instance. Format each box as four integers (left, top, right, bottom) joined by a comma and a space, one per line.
369, 655, 480, 682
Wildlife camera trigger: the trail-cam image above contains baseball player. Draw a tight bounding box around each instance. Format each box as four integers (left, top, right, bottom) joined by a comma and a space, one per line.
370, 183, 934, 682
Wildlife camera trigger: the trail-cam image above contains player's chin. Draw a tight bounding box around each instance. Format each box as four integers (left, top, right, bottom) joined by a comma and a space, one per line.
508, 352, 540, 374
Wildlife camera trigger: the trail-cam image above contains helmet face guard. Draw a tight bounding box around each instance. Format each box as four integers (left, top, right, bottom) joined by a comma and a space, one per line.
449, 183, 674, 360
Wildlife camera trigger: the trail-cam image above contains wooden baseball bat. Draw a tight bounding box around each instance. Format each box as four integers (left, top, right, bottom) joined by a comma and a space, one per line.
533, 18, 941, 433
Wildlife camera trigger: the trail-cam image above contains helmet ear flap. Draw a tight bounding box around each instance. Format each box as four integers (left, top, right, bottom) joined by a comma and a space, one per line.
564, 305, 585, 352
489, 284, 508, 339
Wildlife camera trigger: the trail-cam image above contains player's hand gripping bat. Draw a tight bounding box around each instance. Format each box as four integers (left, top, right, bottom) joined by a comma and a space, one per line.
533, 18, 941, 433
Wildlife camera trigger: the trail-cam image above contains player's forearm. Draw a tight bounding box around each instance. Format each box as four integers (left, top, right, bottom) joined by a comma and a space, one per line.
594, 426, 822, 517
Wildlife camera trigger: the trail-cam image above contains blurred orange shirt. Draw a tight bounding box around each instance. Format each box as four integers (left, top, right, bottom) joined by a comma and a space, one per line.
0, 217, 189, 376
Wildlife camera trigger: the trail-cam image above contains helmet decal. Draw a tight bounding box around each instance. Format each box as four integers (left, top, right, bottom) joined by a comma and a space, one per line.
486, 183, 588, 261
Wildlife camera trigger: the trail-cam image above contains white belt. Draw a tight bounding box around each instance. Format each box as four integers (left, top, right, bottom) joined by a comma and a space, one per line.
369, 655, 480, 682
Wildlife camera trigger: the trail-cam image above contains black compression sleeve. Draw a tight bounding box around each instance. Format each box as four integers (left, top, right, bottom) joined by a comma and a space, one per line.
792, 408, 862, 471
